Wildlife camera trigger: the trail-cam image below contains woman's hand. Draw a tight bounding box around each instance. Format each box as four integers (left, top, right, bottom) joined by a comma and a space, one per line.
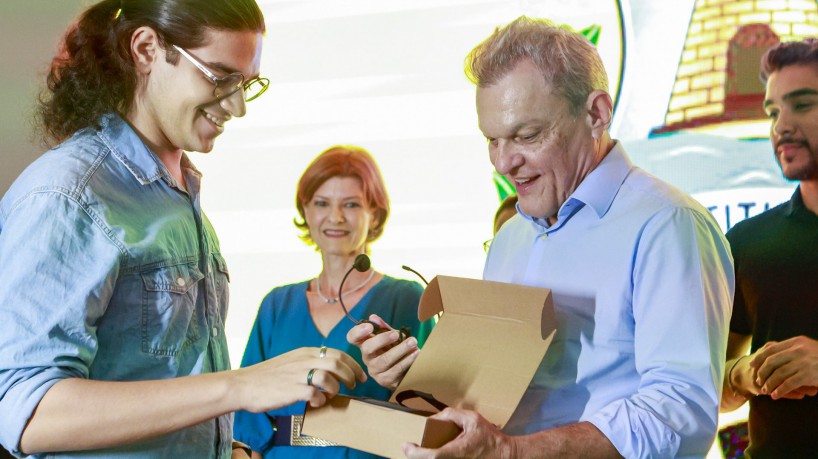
347, 314, 421, 390
230, 347, 366, 413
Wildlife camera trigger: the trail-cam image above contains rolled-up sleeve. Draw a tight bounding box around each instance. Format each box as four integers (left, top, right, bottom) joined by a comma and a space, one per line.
587, 207, 734, 458
0, 191, 121, 454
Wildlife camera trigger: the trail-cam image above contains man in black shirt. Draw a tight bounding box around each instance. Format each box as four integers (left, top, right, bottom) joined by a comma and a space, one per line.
721, 38, 818, 458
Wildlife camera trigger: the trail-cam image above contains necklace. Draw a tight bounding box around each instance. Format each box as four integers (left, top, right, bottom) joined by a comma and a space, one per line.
315, 269, 375, 303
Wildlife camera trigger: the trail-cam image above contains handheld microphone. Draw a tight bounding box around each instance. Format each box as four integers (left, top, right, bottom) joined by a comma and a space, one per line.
337, 254, 411, 340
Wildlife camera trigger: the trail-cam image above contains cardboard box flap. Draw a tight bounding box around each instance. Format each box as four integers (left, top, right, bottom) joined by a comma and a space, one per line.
394, 275, 556, 428
418, 276, 552, 328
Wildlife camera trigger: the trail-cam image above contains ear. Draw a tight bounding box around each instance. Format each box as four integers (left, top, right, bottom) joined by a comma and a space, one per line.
585, 89, 613, 140
367, 210, 382, 241
130, 26, 162, 75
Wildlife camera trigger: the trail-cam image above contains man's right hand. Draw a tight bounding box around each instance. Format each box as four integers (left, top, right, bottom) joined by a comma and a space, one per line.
231, 346, 366, 413
19, 346, 366, 454
347, 314, 421, 390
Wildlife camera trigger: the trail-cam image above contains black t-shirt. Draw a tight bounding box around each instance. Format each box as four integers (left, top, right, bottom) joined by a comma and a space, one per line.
727, 188, 818, 458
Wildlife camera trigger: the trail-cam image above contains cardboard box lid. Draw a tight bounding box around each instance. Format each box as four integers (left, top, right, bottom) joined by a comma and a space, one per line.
390, 275, 556, 428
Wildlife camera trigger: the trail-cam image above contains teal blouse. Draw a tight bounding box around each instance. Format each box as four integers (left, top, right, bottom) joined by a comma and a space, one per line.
234, 276, 433, 458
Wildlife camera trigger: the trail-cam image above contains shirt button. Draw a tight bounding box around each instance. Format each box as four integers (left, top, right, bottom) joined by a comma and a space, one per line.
211, 327, 218, 337
176, 277, 185, 287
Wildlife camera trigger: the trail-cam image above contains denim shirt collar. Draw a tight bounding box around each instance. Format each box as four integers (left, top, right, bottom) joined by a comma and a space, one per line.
518, 141, 633, 232
96, 113, 201, 188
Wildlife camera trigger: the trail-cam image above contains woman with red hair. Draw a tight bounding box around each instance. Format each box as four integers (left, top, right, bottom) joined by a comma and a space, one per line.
234, 146, 433, 458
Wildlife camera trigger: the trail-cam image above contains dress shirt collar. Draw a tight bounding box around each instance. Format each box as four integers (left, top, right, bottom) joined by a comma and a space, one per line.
96, 113, 201, 187
517, 141, 633, 231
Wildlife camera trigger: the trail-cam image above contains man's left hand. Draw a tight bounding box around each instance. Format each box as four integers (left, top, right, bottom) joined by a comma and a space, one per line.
751, 335, 818, 399
403, 408, 516, 459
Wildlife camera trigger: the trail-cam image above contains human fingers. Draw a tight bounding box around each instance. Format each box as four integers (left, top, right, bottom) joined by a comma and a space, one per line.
403, 443, 440, 459
766, 365, 818, 399
768, 370, 805, 400
235, 348, 360, 412
347, 321, 376, 347
776, 386, 816, 400
360, 328, 406, 363
329, 347, 367, 383
306, 368, 341, 396
307, 346, 366, 385
247, 381, 315, 413
798, 387, 818, 397
429, 407, 474, 428
310, 350, 366, 389
759, 361, 798, 396
750, 340, 783, 369
367, 314, 394, 331
367, 332, 418, 366
381, 348, 420, 389
307, 388, 328, 408
404, 409, 481, 459
367, 335, 420, 386
754, 348, 792, 388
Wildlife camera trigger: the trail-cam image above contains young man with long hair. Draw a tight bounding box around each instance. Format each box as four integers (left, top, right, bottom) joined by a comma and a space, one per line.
0, 1, 364, 457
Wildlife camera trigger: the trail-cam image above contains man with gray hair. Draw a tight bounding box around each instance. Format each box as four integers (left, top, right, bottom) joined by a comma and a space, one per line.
349, 16, 734, 458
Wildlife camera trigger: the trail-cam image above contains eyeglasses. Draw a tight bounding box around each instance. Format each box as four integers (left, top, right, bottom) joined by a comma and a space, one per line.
172, 45, 269, 102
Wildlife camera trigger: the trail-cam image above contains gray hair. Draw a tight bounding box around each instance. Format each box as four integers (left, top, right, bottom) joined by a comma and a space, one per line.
465, 16, 608, 115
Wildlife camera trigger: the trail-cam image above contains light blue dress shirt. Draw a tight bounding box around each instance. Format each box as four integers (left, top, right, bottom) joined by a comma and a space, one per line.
0, 114, 232, 458
485, 143, 734, 458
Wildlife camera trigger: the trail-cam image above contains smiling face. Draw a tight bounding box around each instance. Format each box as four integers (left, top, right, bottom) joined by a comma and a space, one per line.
134, 28, 263, 155
477, 60, 597, 221
764, 63, 818, 182
304, 176, 378, 257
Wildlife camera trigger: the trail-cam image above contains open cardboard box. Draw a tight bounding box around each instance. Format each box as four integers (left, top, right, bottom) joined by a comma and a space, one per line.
302, 275, 556, 458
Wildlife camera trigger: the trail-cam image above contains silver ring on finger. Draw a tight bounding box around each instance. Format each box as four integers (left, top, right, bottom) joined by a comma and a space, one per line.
307, 368, 317, 386
319, 346, 327, 359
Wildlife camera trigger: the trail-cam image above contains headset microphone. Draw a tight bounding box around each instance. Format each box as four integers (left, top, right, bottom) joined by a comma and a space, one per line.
337, 254, 410, 340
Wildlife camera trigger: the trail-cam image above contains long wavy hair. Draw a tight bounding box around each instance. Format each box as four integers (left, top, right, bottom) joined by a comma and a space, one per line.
36, 0, 265, 145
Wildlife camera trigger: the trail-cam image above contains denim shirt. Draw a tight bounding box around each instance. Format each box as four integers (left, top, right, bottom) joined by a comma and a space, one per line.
0, 114, 232, 458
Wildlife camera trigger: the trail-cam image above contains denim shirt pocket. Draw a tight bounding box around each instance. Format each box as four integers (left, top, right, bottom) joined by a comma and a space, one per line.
140, 262, 205, 356
211, 253, 230, 319
213, 253, 230, 283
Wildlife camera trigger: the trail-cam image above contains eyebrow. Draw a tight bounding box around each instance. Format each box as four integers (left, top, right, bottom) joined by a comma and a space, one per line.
482, 120, 540, 139
764, 88, 818, 108
313, 194, 363, 201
